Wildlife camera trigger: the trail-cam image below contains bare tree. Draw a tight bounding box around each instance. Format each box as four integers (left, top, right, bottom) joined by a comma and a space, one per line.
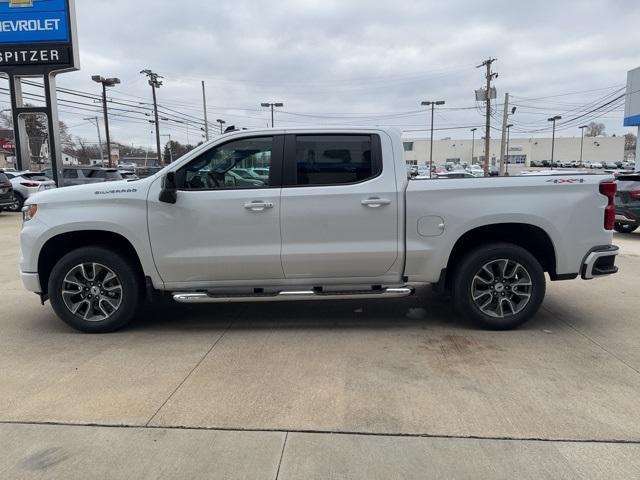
586, 122, 606, 137
625, 132, 637, 155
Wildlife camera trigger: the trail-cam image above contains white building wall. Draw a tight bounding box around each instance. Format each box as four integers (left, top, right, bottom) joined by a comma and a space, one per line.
402, 136, 624, 167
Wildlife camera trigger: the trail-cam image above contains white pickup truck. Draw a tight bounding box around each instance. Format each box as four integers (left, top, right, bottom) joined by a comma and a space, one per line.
20, 127, 619, 333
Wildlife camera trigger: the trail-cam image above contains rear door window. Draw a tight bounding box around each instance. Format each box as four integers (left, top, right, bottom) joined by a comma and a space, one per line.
291, 135, 380, 186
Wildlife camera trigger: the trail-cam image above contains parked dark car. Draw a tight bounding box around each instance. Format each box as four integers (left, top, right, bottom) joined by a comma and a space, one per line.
43, 167, 124, 186
0, 172, 15, 211
614, 173, 640, 234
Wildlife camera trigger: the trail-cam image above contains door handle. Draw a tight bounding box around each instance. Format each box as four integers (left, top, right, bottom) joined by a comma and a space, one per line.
361, 197, 391, 208
244, 201, 274, 211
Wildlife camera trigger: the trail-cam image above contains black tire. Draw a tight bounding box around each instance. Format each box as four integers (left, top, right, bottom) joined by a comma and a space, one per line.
614, 223, 638, 234
452, 243, 546, 330
7, 193, 24, 212
48, 247, 142, 333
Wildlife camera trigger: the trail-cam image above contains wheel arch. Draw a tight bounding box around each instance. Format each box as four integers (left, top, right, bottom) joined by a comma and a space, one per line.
38, 230, 146, 296
442, 223, 558, 290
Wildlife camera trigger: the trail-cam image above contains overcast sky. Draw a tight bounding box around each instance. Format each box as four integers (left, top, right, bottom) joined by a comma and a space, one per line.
4, 0, 640, 148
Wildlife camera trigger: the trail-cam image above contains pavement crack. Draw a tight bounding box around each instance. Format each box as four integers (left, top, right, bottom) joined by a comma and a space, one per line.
274, 432, 288, 480
144, 316, 237, 427
1, 420, 639, 445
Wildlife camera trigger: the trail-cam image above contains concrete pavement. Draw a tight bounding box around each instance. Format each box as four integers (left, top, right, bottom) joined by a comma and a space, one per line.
1, 211, 639, 478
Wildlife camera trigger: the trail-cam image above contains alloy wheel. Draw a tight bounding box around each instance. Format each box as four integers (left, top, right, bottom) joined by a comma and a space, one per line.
470, 259, 533, 318
61, 263, 123, 322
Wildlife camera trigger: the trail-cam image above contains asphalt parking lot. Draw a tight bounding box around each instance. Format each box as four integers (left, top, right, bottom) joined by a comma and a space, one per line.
1, 211, 639, 479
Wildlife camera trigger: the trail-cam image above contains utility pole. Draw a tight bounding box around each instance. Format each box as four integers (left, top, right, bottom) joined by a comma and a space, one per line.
499, 92, 509, 176
84, 117, 104, 162
261, 102, 284, 127
477, 58, 497, 176
201, 81, 210, 141
579, 125, 588, 167
421, 100, 445, 178
499, 95, 517, 176
548, 115, 562, 169
505, 124, 513, 175
92, 75, 120, 167
470, 127, 477, 164
140, 69, 163, 165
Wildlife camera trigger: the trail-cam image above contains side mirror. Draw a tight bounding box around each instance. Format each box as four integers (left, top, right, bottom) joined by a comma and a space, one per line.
159, 171, 178, 204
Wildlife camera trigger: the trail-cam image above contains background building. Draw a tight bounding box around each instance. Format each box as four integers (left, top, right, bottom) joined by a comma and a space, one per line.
403, 135, 624, 167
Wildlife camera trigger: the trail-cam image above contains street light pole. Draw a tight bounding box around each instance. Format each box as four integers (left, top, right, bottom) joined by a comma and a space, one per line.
91, 75, 120, 167
261, 102, 284, 128
547, 115, 562, 169
216, 118, 226, 134
470, 127, 477, 164
421, 100, 445, 178
579, 125, 588, 167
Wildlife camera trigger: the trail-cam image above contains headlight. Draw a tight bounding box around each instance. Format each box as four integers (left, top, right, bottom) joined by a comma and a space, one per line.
22, 204, 37, 222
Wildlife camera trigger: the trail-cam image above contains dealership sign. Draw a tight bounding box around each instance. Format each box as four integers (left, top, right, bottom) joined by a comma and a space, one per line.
625, 67, 640, 127
0, 0, 78, 71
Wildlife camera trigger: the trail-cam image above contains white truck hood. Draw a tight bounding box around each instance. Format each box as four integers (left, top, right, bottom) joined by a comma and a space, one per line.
26, 180, 150, 206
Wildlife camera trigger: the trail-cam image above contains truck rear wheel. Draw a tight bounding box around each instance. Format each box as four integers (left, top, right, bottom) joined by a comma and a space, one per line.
48, 247, 142, 333
452, 243, 546, 330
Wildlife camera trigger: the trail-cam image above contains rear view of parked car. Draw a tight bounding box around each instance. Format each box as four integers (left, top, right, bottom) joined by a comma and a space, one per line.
0, 171, 14, 211
614, 173, 640, 233
3, 171, 56, 212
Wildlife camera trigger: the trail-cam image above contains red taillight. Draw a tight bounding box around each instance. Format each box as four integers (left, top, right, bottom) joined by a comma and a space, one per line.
599, 181, 616, 230
630, 190, 640, 201
20, 182, 39, 188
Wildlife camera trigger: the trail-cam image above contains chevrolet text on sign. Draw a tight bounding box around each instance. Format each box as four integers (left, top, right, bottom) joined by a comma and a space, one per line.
0, 0, 69, 43
0, 0, 75, 69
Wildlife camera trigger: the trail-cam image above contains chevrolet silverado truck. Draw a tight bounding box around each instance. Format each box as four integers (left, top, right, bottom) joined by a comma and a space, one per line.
20, 127, 619, 333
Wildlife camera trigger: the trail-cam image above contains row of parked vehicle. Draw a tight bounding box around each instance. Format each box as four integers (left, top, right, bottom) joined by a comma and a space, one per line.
407, 163, 497, 179
0, 166, 141, 212
529, 160, 635, 170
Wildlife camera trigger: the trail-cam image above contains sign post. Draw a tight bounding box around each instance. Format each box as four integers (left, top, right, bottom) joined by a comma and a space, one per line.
0, 0, 79, 187
624, 67, 640, 172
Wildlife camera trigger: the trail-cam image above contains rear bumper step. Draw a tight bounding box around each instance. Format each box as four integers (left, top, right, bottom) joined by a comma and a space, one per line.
172, 287, 415, 304
581, 245, 619, 280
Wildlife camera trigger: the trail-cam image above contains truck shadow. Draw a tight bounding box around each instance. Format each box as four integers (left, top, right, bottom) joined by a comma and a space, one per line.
126, 286, 552, 333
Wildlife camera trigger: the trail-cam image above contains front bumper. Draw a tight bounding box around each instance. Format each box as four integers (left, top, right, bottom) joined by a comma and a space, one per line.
21, 272, 42, 293
581, 245, 619, 280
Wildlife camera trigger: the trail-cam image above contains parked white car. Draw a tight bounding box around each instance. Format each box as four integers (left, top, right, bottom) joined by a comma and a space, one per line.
2, 170, 56, 212
20, 127, 619, 333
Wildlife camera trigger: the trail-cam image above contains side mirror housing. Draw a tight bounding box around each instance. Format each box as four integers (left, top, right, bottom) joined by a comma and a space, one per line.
159, 171, 178, 204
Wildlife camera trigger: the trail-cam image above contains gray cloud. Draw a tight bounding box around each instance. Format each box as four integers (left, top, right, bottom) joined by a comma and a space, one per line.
11, 0, 638, 147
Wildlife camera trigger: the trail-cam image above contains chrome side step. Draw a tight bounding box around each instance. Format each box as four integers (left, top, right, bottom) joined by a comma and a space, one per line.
172, 287, 414, 304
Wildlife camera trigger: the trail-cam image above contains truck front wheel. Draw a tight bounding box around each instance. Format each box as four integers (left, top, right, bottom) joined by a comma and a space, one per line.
48, 247, 142, 333
452, 243, 546, 330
